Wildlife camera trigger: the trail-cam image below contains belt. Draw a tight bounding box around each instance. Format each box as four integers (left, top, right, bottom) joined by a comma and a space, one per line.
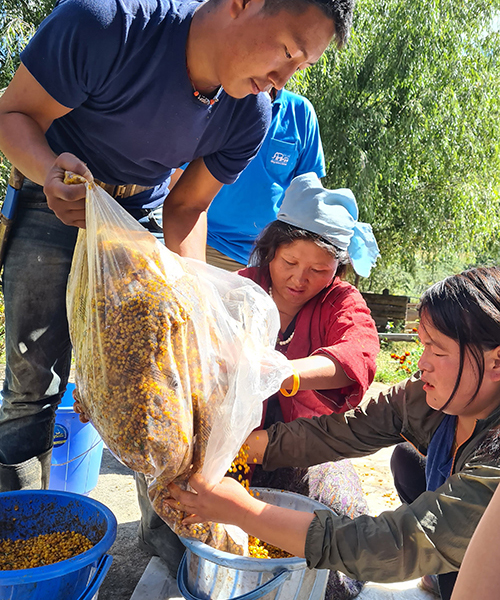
94, 179, 154, 199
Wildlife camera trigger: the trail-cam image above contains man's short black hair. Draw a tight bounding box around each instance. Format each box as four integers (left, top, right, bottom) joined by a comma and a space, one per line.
262, 0, 354, 48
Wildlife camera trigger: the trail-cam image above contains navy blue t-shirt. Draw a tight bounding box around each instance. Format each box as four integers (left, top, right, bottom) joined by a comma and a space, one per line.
21, 0, 271, 210
425, 413, 457, 492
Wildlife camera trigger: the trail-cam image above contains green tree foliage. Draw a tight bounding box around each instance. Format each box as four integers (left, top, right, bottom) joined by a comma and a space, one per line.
1, 0, 54, 89
291, 0, 500, 290
1, 0, 499, 296
0, 0, 54, 194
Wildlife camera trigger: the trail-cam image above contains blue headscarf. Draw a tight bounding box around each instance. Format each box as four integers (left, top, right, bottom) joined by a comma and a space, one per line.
277, 173, 380, 277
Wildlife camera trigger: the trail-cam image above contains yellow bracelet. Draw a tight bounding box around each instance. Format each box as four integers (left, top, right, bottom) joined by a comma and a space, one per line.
280, 369, 300, 397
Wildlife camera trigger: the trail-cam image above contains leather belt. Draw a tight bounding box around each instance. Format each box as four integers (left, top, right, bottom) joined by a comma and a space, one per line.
94, 179, 154, 199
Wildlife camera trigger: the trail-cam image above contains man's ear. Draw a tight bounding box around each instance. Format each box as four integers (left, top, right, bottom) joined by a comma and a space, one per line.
229, 0, 265, 19
488, 346, 500, 382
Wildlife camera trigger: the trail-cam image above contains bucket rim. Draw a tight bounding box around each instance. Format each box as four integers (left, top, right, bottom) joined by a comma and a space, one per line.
179, 487, 331, 572
0, 490, 117, 584
54, 406, 83, 413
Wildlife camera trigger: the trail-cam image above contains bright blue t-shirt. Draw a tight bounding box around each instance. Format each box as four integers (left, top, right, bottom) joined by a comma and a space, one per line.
206, 89, 326, 264
21, 0, 271, 211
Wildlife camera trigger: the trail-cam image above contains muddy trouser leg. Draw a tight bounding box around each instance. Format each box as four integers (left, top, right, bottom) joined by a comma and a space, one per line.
0, 191, 78, 491
135, 472, 185, 578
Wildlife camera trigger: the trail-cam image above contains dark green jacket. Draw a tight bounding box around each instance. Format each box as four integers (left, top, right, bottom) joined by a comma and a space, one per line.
263, 374, 500, 582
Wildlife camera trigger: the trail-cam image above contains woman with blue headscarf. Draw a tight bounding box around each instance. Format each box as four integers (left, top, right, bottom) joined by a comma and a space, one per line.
235, 172, 380, 600
240, 172, 380, 422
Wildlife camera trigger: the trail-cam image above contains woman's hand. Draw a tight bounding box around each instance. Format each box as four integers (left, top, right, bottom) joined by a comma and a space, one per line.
72, 386, 90, 424
167, 474, 257, 527
168, 472, 313, 559
44, 152, 93, 228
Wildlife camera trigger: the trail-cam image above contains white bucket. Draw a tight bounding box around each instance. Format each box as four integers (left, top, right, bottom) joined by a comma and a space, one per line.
178, 488, 330, 600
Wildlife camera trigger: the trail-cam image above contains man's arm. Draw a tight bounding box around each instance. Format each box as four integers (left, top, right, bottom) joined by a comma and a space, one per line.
0, 64, 92, 227
0, 64, 67, 183
162, 157, 223, 259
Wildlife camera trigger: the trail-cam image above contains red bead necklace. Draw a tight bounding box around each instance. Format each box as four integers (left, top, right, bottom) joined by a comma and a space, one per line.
186, 65, 221, 106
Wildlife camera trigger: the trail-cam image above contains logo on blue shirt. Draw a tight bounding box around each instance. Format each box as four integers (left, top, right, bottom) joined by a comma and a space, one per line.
270, 152, 290, 166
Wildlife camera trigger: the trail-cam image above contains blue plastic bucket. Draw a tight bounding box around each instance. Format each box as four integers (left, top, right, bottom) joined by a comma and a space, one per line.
0, 490, 117, 600
49, 383, 104, 495
178, 488, 330, 600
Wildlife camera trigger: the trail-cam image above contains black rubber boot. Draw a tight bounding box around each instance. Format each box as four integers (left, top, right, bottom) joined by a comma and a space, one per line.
0, 448, 52, 491
135, 472, 185, 578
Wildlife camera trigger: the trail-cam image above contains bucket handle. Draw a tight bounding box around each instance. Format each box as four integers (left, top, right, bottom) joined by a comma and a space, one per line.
52, 438, 103, 467
177, 553, 291, 600
77, 554, 113, 600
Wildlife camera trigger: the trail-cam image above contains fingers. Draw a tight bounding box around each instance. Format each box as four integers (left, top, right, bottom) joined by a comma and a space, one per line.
73, 402, 89, 423
166, 482, 205, 524
56, 152, 93, 183
72, 387, 90, 423
164, 496, 199, 521
181, 513, 205, 525
167, 482, 196, 508
44, 153, 92, 227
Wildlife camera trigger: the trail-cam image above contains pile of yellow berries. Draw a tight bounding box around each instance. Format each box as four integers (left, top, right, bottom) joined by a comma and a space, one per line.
248, 536, 293, 559
0, 531, 93, 570
228, 444, 291, 559
68, 205, 229, 547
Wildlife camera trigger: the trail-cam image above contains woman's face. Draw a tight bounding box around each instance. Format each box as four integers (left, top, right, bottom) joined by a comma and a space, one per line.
417, 312, 500, 419
268, 240, 338, 313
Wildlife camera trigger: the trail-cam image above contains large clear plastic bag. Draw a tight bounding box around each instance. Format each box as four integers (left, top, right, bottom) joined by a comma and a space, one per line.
67, 183, 291, 549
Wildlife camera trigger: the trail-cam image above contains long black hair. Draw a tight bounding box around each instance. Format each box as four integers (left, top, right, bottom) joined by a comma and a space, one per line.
249, 220, 350, 278
419, 266, 500, 410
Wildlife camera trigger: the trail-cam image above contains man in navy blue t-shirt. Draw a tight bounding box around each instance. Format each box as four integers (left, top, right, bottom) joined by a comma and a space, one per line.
0, 0, 354, 572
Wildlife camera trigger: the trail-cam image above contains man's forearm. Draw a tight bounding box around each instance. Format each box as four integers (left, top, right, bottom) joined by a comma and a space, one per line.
0, 64, 72, 185
162, 205, 207, 259
161, 157, 222, 259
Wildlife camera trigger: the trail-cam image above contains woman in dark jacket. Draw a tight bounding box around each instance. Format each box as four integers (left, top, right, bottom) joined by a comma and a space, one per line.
169, 265, 500, 600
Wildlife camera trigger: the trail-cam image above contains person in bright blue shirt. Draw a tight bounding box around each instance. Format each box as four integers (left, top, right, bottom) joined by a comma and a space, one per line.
206, 88, 326, 269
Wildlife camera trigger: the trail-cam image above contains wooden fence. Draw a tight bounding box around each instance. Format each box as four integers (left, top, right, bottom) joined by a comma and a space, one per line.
361, 291, 409, 333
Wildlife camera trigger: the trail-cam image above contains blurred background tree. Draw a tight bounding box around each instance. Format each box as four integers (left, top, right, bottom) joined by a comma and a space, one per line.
291, 0, 500, 294
1, 0, 500, 296
0, 0, 55, 196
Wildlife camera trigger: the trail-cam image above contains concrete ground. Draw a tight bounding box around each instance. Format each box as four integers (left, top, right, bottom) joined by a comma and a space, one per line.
84, 382, 432, 600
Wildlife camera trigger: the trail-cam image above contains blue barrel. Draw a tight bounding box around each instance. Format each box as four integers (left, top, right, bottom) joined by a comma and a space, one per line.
49, 383, 104, 495
178, 488, 330, 600
0, 490, 117, 600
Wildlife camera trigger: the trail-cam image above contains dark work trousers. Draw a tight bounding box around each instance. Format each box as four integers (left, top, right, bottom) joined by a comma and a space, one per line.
390, 442, 458, 600
0, 179, 160, 487
0, 182, 77, 468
